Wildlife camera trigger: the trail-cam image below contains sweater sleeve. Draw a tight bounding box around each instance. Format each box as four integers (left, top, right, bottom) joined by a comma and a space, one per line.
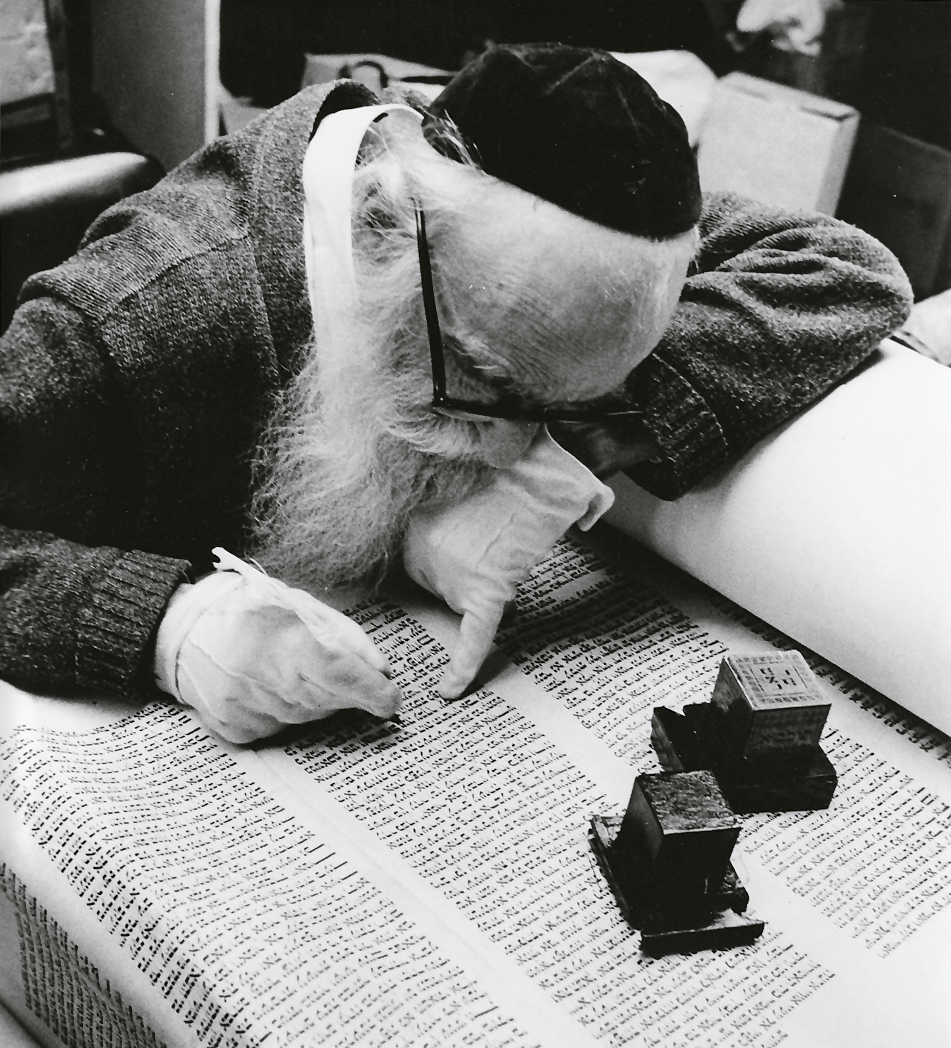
622, 192, 913, 499
1, 297, 190, 699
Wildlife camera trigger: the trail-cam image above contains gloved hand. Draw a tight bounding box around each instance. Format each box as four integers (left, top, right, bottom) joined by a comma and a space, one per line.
403, 427, 615, 698
549, 416, 660, 479
154, 548, 402, 743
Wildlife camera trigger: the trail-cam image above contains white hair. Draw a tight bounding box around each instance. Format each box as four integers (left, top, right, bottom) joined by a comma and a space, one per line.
249, 116, 699, 592
248, 121, 498, 591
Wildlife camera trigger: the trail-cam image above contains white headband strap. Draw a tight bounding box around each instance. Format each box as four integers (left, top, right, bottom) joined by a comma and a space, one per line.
301, 103, 423, 334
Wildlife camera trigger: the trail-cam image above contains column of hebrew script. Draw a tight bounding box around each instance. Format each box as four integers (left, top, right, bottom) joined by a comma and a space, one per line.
1, 867, 166, 1048
281, 601, 831, 1048
0, 710, 538, 1048
498, 539, 727, 765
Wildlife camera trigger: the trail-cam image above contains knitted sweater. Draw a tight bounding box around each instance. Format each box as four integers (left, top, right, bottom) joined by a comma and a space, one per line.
0, 81, 912, 702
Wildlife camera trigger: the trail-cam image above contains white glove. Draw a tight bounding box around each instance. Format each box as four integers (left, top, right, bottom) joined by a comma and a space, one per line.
154, 548, 402, 743
403, 427, 615, 698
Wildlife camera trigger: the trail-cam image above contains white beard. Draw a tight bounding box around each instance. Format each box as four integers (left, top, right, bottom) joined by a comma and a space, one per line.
248, 271, 493, 594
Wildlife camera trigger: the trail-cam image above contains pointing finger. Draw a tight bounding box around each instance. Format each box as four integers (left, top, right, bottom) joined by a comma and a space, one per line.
437, 605, 504, 699
299, 648, 403, 719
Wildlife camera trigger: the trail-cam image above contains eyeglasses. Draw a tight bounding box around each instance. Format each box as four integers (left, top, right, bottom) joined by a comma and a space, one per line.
414, 207, 644, 424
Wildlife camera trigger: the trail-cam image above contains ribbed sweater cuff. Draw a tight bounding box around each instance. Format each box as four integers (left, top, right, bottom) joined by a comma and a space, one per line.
625, 355, 730, 501
76, 549, 190, 699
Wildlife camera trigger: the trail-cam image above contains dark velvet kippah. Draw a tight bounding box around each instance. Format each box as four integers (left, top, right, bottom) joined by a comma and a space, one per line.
424, 42, 702, 238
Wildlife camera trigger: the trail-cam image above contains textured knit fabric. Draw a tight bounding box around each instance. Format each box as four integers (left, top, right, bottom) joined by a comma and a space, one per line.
0, 81, 912, 702
622, 192, 914, 497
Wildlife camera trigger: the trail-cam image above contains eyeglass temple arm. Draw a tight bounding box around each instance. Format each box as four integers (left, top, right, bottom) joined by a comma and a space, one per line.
414, 207, 448, 402
414, 206, 644, 423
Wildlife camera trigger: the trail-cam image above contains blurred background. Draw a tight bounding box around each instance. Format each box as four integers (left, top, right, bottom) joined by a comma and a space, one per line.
2, 0, 950, 317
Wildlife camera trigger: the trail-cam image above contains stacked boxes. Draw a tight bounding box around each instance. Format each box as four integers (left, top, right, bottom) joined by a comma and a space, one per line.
651, 652, 838, 813
592, 653, 839, 953
589, 770, 763, 953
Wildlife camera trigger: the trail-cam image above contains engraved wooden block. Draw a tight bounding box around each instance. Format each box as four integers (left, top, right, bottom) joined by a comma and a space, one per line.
588, 801, 764, 955
651, 703, 838, 813
716, 746, 838, 814
711, 652, 830, 762
651, 706, 707, 773
639, 907, 765, 956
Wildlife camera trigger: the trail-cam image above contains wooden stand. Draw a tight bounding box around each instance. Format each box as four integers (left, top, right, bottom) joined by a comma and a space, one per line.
652, 704, 838, 813
652, 653, 838, 814
589, 773, 765, 955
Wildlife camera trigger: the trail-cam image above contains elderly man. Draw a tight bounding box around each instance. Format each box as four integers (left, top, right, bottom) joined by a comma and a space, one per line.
0, 44, 911, 742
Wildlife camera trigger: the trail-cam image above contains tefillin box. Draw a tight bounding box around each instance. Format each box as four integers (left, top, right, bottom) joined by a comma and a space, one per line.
589, 769, 764, 954
712, 652, 829, 766
651, 651, 837, 813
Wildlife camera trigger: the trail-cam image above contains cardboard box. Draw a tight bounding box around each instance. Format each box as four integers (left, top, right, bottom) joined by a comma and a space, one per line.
837, 122, 951, 300
301, 53, 451, 102
697, 72, 859, 214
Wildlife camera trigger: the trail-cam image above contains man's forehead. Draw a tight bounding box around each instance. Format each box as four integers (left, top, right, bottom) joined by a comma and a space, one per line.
438, 183, 696, 403
453, 186, 694, 316
449, 176, 686, 281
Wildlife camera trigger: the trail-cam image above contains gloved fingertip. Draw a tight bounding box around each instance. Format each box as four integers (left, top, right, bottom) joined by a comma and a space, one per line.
203, 718, 258, 745
351, 648, 389, 676
436, 671, 469, 700
365, 680, 403, 719
355, 638, 392, 676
